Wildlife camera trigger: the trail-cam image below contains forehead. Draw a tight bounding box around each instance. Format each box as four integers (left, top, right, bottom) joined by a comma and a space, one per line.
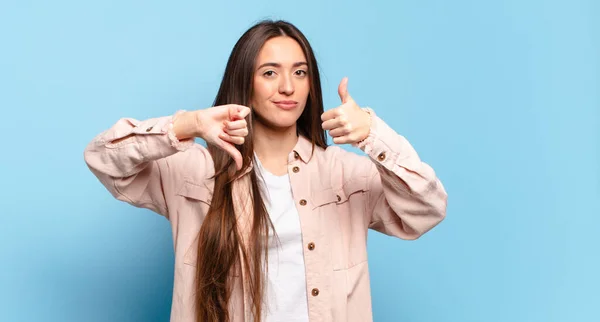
256, 36, 307, 65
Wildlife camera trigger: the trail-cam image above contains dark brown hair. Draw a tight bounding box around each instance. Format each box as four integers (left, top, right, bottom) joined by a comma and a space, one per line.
195, 20, 327, 321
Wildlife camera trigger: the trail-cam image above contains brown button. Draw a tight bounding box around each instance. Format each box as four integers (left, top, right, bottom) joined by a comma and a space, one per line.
299, 199, 307, 206
307, 242, 315, 251
311, 288, 320, 296
292, 166, 300, 173
377, 152, 386, 161
146, 126, 153, 132
336, 195, 341, 202
293, 151, 300, 159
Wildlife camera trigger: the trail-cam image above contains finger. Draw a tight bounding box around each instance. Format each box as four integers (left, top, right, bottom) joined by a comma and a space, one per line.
229, 105, 251, 121
215, 139, 243, 170
224, 128, 248, 137
332, 135, 353, 145
228, 105, 242, 121
321, 114, 347, 131
321, 107, 342, 122
321, 119, 336, 131
338, 77, 351, 104
237, 105, 251, 118
219, 132, 245, 145
328, 124, 352, 138
225, 119, 247, 131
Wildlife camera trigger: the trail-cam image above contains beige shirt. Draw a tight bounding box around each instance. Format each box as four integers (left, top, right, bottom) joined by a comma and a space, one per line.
83, 109, 448, 321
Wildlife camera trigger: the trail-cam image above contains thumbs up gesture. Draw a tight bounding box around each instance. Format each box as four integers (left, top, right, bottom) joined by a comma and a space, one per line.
321, 77, 372, 145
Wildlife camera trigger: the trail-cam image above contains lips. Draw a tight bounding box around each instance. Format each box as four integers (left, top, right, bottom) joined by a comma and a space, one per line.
272, 100, 298, 110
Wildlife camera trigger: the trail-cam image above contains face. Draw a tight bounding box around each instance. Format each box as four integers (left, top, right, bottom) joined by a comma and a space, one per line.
251, 36, 310, 131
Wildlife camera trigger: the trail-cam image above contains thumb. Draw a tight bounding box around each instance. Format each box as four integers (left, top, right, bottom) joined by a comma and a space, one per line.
217, 136, 243, 170
338, 77, 351, 104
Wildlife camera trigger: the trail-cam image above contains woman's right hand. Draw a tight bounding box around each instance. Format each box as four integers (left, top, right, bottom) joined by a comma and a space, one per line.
174, 104, 251, 170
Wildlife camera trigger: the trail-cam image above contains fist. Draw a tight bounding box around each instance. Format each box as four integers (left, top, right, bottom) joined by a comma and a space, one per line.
321, 77, 371, 145
196, 104, 251, 170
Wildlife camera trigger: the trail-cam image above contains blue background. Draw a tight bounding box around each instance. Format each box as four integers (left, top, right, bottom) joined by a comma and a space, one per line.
1, 0, 598, 321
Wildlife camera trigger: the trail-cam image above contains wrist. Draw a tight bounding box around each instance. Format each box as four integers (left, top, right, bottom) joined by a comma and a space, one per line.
172, 110, 200, 140
192, 110, 206, 139
357, 108, 372, 144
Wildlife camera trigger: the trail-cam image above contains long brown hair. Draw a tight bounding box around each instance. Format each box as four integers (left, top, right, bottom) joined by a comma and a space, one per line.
195, 20, 327, 321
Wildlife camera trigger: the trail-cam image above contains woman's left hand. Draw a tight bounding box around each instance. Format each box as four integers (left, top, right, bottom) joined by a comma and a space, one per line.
321, 77, 371, 145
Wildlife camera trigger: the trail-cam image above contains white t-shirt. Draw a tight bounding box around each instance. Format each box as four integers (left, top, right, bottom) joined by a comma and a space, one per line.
255, 156, 309, 322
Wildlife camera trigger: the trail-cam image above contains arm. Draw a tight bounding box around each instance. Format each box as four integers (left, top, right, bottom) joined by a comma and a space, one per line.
360, 109, 448, 239
83, 110, 200, 219
322, 78, 447, 239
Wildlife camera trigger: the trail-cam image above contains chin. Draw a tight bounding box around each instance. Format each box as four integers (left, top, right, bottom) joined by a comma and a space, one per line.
254, 108, 304, 130
264, 117, 299, 129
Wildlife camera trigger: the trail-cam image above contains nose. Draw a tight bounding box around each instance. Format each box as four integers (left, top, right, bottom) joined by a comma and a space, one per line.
278, 74, 294, 96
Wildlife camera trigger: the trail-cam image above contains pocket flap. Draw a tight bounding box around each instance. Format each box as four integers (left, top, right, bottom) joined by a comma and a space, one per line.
311, 188, 339, 208
310, 178, 367, 208
176, 180, 212, 204
338, 178, 367, 203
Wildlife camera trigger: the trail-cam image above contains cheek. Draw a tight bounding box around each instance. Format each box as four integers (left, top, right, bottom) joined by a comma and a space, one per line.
298, 79, 310, 101
253, 78, 276, 102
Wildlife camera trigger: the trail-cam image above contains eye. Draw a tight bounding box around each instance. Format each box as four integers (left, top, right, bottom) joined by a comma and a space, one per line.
295, 70, 307, 76
263, 70, 276, 77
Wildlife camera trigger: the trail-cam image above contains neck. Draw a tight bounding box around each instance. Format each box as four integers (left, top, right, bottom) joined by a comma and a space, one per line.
253, 121, 298, 175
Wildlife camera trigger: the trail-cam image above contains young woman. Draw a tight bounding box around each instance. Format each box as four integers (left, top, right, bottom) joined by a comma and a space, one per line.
84, 20, 447, 322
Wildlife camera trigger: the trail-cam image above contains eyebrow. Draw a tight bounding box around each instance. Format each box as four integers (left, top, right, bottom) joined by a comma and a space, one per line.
256, 62, 308, 70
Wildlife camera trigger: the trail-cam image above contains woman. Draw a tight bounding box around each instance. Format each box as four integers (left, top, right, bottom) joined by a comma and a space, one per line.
84, 20, 447, 322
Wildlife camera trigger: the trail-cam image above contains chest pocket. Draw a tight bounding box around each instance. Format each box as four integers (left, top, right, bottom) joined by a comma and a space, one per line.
311, 178, 370, 270
311, 177, 367, 207
176, 180, 212, 205
175, 180, 212, 267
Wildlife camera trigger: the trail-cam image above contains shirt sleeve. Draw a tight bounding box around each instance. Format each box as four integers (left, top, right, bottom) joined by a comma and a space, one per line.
83, 110, 196, 219
357, 108, 448, 239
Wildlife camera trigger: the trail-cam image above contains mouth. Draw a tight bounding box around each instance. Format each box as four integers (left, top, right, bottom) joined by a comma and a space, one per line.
272, 100, 298, 110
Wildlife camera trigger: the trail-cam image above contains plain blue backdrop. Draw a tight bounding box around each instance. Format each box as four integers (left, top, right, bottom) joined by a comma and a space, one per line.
1, 0, 598, 321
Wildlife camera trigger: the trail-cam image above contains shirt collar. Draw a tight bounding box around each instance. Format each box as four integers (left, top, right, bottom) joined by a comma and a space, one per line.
240, 135, 315, 177
289, 135, 314, 164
